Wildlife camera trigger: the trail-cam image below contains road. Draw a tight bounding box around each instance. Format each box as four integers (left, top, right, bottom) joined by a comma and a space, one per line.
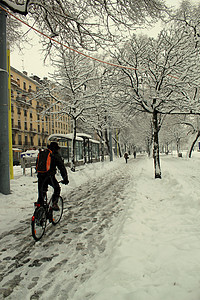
0, 157, 137, 300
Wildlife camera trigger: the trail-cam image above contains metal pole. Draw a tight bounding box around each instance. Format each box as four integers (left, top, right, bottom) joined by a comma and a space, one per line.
7, 44, 14, 179
0, 5, 10, 194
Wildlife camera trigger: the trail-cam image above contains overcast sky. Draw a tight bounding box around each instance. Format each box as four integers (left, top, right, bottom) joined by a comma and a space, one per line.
10, 0, 200, 79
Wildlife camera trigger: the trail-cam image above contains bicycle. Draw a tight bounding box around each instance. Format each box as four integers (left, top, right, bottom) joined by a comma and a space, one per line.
31, 180, 64, 241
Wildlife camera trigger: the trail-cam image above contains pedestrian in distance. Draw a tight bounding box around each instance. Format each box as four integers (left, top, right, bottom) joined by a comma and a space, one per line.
124, 152, 129, 163
36, 141, 69, 210
134, 150, 136, 159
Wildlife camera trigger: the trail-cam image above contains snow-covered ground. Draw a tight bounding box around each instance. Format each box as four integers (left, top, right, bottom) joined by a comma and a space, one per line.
1, 153, 200, 300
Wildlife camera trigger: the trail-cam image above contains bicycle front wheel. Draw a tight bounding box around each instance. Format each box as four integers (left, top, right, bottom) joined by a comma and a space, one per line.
31, 206, 47, 241
52, 196, 63, 225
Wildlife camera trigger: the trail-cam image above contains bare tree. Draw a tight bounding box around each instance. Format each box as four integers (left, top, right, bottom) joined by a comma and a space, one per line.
172, 0, 200, 49
111, 26, 200, 178
1, 0, 168, 52
35, 47, 100, 171
7, 14, 23, 44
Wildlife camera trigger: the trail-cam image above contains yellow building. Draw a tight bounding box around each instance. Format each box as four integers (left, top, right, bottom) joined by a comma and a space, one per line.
11, 66, 71, 150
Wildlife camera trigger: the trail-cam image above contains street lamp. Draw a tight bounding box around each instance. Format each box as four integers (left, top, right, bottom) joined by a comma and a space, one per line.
0, 0, 30, 15
0, 0, 30, 194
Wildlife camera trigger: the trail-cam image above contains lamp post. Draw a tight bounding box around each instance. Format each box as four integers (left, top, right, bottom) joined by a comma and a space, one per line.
0, 4, 10, 194
0, 1, 30, 194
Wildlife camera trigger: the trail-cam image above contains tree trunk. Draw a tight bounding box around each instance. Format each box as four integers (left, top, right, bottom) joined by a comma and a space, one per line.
71, 118, 77, 172
100, 140, 104, 162
104, 128, 110, 155
189, 131, 200, 158
146, 137, 152, 157
96, 130, 105, 162
152, 109, 161, 179
118, 143, 122, 157
176, 138, 180, 156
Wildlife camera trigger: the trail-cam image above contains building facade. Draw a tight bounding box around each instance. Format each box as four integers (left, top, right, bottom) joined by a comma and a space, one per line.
11, 67, 71, 151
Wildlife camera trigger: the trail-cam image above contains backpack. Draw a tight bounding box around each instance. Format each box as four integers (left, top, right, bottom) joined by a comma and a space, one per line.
36, 149, 52, 173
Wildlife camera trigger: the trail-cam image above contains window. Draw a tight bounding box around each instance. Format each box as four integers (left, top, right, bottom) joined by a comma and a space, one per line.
17, 78, 20, 87
92, 143, 100, 159
30, 123, 33, 131
18, 120, 21, 129
38, 124, 40, 132
24, 121, 27, 130
76, 140, 83, 161
25, 135, 28, 145
23, 82, 26, 90
11, 104, 14, 113
24, 109, 27, 117
18, 134, 22, 145
38, 138, 41, 146
30, 111, 32, 119
11, 89, 14, 98
17, 107, 21, 114
12, 134, 15, 145
16, 92, 20, 100
28, 85, 32, 92
30, 136, 33, 146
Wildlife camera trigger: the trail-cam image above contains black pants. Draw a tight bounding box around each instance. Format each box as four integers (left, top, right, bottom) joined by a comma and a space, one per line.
38, 174, 60, 205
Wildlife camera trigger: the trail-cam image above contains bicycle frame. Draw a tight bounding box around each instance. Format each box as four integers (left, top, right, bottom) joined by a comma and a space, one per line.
31, 174, 64, 241
37, 174, 62, 206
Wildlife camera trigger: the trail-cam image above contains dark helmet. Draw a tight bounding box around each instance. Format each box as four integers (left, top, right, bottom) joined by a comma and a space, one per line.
48, 142, 60, 151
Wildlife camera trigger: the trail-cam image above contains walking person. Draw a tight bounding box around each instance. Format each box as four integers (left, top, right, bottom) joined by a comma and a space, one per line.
124, 152, 129, 163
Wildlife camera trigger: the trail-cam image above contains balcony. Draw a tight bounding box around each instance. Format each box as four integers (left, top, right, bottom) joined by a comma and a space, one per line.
16, 96, 31, 107
36, 105, 43, 112
11, 78, 18, 87
12, 125, 20, 131
30, 129, 37, 134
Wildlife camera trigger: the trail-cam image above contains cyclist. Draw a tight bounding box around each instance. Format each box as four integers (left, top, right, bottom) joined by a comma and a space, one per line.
37, 141, 69, 210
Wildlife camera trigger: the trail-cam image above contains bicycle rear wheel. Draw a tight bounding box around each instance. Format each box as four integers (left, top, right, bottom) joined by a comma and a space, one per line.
52, 196, 63, 225
31, 206, 47, 241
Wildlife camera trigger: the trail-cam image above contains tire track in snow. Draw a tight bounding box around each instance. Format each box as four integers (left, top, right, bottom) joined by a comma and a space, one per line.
0, 158, 137, 299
